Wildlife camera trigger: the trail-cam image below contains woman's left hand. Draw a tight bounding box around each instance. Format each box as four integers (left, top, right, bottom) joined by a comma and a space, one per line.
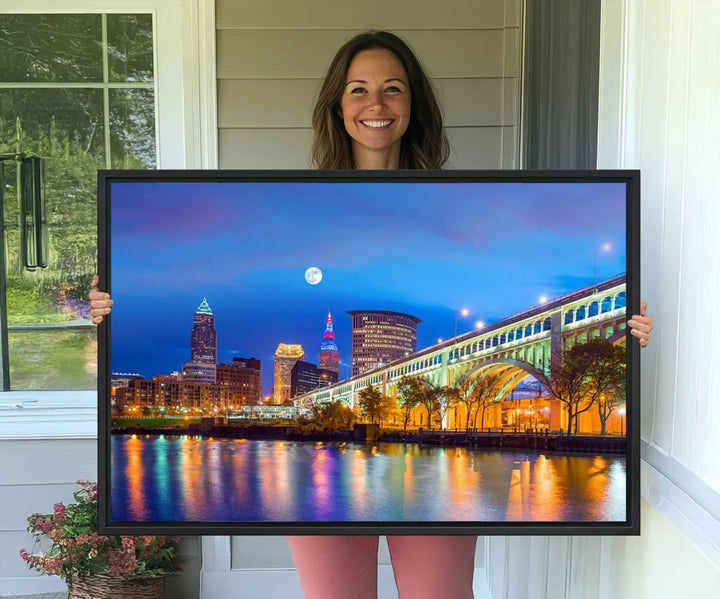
628, 301, 653, 347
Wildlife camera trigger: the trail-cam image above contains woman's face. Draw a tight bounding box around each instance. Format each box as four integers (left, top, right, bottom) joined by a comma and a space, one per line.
339, 49, 411, 167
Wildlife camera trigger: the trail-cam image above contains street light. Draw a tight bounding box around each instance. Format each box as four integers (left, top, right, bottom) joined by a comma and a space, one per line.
594, 242, 612, 290
454, 308, 470, 337
618, 405, 626, 436
475, 320, 484, 330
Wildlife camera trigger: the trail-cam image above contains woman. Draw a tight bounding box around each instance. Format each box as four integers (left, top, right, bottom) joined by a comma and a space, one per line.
90, 31, 653, 599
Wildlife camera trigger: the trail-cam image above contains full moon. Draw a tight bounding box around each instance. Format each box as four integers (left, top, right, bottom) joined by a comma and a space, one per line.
304, 266, 323, 285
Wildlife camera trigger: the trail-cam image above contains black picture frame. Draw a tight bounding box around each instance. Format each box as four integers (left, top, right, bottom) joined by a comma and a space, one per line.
98, 169, 640, 536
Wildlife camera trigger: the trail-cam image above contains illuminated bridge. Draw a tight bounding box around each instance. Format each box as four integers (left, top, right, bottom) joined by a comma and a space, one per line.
293, 275, 627, 414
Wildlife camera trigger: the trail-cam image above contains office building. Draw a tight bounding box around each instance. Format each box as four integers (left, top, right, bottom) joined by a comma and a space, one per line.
273, 343, 305, 404
191, 297, 217, 364
318, 309, 340, 375
347, 310, 421, 376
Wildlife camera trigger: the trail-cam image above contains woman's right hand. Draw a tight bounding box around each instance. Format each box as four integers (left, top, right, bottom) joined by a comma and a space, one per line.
88, 275, 113, 324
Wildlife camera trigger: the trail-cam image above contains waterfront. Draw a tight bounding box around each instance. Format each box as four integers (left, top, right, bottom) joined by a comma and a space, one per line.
110, 435, 626, 523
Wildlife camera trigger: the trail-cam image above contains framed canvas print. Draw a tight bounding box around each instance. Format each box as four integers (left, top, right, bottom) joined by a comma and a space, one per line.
98, 170, 640, 535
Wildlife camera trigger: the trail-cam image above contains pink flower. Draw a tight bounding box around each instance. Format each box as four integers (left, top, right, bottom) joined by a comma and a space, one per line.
53, 502, 66, 521
121, 536, 135, 550
107, 547, 137, 576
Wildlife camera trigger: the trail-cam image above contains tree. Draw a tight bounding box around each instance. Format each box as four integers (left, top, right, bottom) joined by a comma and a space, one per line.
540, 343, 595, 436
449, 375, 483, 431
379, 393, 400, 428
470, 372, 505, 431
540, 338, 626, 436
435, 382, 456, 430
587, 342, 626, 435
311, 400, 355, 430
357, 385, 383, 425
416, 378, 447, 430
396, 376, 422, 431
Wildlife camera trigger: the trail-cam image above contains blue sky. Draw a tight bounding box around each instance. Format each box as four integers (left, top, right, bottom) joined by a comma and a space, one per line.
109, 180, 627, 396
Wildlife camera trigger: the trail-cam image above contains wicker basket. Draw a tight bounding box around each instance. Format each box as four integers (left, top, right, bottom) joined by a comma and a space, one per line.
67, 575, 165, 599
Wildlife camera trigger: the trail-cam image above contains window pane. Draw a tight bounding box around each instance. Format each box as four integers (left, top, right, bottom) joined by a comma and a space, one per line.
0, 14, 102, 82
0, 88, 106, 157
110, 88, 156, 168
8, 328, 96, 390
107, 14, 154, 83
1, 88, 103, 390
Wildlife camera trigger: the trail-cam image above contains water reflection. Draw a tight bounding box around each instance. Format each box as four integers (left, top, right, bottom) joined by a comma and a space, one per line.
110, 436, 626, 523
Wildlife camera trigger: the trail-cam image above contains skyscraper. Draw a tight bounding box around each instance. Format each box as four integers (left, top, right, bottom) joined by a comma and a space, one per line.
318, 309, 340, 375
191, 297, 216, 364
273, 343, 305, 404
348, 310, 421, 376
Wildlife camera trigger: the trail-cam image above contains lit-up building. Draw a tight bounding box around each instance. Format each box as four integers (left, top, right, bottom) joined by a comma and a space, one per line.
181, 362, 217, 384
318, 309, 340, 375
216, 357, 262, 405
191, 297, 217, 364
115, 377, 230, 413
273, 343, 305, 404
348, 310, 421, 376
290, 360, 339, 398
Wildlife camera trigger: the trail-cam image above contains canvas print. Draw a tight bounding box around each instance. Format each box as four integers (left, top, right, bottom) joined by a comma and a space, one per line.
100, 171, 639, 535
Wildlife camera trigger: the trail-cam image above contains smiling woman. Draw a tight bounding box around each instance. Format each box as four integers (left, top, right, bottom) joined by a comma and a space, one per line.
310, 30, 448, 171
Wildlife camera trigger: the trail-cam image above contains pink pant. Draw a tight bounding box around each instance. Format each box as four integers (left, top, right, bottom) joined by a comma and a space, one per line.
288, 535, 477, 599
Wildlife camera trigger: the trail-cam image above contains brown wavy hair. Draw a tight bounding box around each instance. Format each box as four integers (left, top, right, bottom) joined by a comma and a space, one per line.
311, 31, 449, 170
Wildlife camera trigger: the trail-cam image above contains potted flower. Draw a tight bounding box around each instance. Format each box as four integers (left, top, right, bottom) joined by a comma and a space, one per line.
20, 480, 182, 598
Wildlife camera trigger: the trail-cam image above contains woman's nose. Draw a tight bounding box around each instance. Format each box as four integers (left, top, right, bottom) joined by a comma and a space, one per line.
366, 89, 385, 110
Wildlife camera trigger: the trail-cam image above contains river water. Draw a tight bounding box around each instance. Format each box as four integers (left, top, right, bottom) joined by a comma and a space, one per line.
110, 435, 626, 523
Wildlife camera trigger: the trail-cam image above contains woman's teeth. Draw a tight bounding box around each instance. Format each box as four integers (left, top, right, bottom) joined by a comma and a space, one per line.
362, 120, 392, 128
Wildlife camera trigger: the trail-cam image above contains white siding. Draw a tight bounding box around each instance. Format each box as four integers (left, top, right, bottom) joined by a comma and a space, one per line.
485, 0, 720, 597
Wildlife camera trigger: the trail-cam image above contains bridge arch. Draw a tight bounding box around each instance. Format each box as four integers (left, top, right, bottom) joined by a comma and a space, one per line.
456, 358, 548, 402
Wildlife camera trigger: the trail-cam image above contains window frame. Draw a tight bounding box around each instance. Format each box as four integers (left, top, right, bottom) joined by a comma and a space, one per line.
0, 0, 217, 436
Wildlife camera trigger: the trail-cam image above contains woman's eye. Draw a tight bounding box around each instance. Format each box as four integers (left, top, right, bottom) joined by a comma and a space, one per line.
385, 86, 401, 93
349, 87, 366, 94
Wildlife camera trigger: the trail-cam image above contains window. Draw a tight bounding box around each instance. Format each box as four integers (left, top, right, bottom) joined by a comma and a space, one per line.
0, 13, 155, 390
0, 2, 215, 397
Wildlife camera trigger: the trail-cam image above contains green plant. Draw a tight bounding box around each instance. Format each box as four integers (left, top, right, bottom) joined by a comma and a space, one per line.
20, 481, 182, 583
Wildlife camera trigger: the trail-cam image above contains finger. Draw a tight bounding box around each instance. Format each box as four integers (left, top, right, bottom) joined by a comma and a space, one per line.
640, 301, 647, 316
92, 315, 104, 324
91, 274, 99, 288
629, 327, 647, 340
639, 338, 648, 348
629, 321, 652, 334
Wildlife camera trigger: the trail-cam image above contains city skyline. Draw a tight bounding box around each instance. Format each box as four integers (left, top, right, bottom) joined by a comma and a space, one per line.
109, 180, 627, 397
